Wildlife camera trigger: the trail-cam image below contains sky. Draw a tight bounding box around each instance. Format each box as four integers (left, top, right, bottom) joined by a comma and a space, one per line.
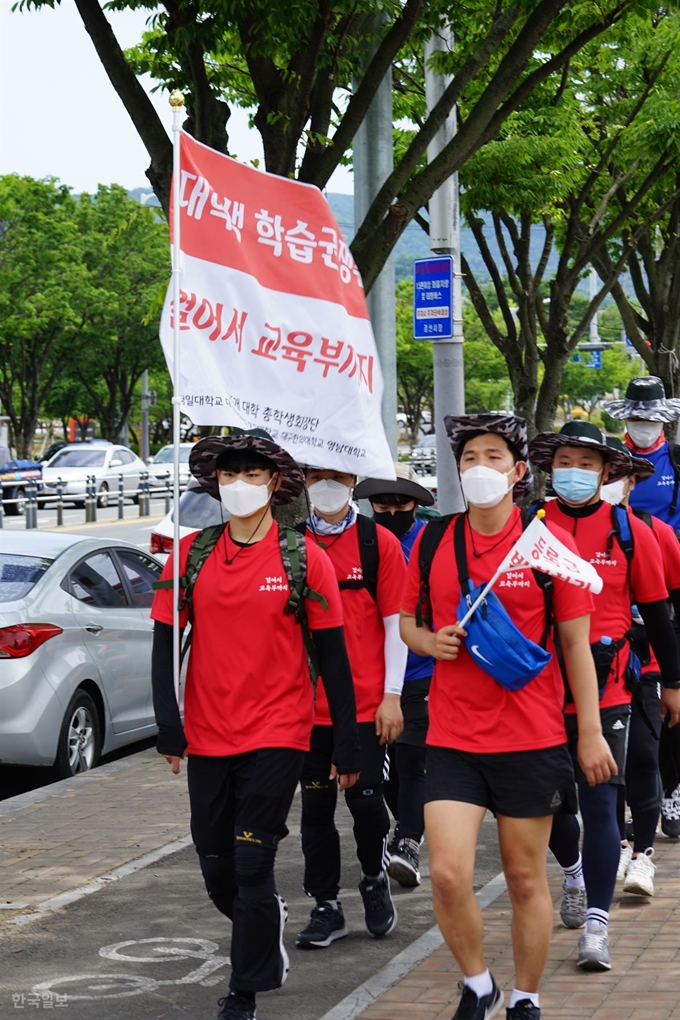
0, 1, 353, 195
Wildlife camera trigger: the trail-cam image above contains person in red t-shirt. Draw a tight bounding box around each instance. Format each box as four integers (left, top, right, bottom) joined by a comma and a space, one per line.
401, 414, 614, 1020
295, 465, 407, 950
150, 431, 361, 1020
601, 437, 680, 895
529, 420, 680, 975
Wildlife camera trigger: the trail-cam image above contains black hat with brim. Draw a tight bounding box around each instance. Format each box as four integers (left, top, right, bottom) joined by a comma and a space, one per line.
603, 376, 680, 423
605, 435, 655, 481
354, 464, 435, 506
444, 412, 533, 498
189, 429, 305, 505
528, 421, 632, 482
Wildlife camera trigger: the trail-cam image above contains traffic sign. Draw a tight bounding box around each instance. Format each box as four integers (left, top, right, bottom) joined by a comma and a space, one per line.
413, 256, 453, 340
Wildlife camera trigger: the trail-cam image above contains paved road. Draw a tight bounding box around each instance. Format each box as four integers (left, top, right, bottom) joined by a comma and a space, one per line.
1, 502, 168, 550
0, 793, 502, 1020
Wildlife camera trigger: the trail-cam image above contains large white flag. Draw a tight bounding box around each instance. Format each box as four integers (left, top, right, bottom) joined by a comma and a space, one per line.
498, 514, 603, 594
159, 131, 395, 479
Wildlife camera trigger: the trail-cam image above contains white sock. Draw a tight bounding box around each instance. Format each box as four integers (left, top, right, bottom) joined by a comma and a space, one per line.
509, 989, 540, 1009
463, 969, 493, 998
586, 907, 608, 930
562, 854, 585, 889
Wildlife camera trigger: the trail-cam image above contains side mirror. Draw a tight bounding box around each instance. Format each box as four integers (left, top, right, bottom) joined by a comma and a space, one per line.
110, 458, 123, 467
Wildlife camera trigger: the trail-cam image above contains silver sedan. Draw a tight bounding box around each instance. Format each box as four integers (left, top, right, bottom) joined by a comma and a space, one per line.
41, 444, 145, 508
0, 532, 173, 778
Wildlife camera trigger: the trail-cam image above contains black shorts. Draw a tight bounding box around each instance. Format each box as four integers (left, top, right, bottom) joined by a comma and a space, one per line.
565, 704, 630, 786
424, 744, 577, 818
397, 676, 431, 748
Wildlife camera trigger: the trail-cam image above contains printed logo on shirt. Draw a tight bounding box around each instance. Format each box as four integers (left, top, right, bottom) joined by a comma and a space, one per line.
656, 474, 675, 487
591, 551, 619, 567
236, 830, 263, 844
258, 575, 290, 593
346, 565, 363, 581
498, 570, 531, 590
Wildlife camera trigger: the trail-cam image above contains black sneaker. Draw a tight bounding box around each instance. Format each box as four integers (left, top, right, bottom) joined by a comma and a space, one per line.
452, 979, 504, 1020
217, 992, 257, 1020
296, 901, 349, 948
358, 871, 397, 938
388, 837, 421, 887
661, 789, 680, 838
387, 823, 402, 858
506, 1000, 541, 1020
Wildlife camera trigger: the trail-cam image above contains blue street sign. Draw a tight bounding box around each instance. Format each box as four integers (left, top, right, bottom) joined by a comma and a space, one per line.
589, 350, 602, 369
413, 256, 453, 340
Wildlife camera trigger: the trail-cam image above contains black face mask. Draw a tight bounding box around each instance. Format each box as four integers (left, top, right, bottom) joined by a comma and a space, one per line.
374, 509, 416, 539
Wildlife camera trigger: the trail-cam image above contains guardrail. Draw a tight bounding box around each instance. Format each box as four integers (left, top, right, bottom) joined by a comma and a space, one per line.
0, 470, 178, 529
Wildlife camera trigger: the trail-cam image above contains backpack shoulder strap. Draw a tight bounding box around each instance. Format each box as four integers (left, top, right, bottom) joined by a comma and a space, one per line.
415, 513, 455, 627
279, 525, 327, 687
453, 512, 471, 592
611, 503, 634, 562
669, 444, 680, 515
336, 515, 380, 603
632, 507, 653, 530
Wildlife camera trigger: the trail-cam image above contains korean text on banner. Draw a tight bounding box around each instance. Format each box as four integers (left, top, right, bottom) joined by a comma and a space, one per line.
499, 516, 603, 594
159, 131, 395, 480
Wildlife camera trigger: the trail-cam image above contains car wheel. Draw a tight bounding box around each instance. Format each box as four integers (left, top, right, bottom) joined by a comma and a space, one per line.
6, 487, 25, 516
97, 483, 109, 508
54, 690, 102, 779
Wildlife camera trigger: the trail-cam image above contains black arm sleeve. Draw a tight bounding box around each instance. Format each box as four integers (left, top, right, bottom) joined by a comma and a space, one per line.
311, 626, 362, 775
151, 621, 188, 755
638, 600, 680, 688
668, 589, 680, 628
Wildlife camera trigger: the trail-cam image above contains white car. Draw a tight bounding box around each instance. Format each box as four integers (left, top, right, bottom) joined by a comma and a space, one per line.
150, 479, 227, 561
0, 532, 170, 777
41, 443, 146, 507
147, 443, 195, 494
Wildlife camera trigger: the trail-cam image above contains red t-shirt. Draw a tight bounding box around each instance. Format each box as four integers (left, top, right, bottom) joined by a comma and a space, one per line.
306, 520, 406, 725
634, 511, 680, 676
401, 507, 594, 753
151, 522, 343, 756
541, 500, 668, 708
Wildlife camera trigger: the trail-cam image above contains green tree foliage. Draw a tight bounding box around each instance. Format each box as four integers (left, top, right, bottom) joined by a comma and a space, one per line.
17, 0, 640, 291
457, 9, 680, 434
559, 344, 641, 421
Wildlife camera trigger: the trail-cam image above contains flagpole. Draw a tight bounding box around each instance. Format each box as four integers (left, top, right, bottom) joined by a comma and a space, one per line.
169, 90, 184, 706
457, 569, 504, 630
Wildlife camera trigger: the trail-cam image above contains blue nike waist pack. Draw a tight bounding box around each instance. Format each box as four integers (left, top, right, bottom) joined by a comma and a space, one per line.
453, 514, 552, 692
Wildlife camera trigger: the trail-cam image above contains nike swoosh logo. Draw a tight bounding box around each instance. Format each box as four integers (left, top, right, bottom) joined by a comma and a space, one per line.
471, 644, 494, 666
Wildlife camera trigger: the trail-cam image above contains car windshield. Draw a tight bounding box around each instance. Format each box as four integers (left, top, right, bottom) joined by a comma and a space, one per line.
416, 436, 437, 449
49, 449, 107, 468
0, 554, 53, 602
172, 489, 226, 529
154, 447, 192, 464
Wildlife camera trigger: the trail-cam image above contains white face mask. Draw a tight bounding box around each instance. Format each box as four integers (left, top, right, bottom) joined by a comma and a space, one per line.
626, 421, 663, 450
601, 478, 627, 505
308, 479, 352, 515
219, 478, 272, 518
460, 464, 515, 509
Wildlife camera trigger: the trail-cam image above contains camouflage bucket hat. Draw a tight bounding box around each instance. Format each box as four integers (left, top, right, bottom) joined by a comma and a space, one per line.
603, 376, 680, 423
444, 413, 533, 498
605, 435, 655, 481
528, 420, 632, 483
189, 428, 305, 506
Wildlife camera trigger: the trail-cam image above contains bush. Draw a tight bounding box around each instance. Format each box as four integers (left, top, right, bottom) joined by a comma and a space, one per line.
601, 411, 624, 434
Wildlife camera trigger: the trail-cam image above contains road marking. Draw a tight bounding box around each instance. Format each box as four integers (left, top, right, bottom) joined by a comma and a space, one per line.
9, 835, 193, 926
31, 937, 230, 1000
316, 872, 508, 1020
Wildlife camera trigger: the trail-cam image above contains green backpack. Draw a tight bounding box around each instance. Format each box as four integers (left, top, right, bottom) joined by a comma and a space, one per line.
154, 523, 327, 684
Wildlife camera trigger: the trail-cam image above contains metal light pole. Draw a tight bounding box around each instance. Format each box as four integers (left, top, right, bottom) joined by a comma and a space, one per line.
141, 369, 150, 463
353, 21, 398, 458
425, 28, 465, 513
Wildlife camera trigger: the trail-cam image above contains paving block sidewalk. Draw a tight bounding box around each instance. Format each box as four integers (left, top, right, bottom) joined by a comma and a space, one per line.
358, 838, 680, 1020
0, 748, 189, 913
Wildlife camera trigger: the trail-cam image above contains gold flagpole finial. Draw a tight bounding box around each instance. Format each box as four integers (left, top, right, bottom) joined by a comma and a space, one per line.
169, 90, 185, 109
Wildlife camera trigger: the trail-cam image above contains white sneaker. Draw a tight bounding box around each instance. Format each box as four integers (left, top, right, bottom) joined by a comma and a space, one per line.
623, 848, 656, 896
616, 842, 633, 881
577, 920, 611, 970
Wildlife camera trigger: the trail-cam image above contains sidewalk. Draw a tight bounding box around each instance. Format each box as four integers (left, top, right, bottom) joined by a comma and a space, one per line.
356, 837, 680, 1020
0, 748, 189, 919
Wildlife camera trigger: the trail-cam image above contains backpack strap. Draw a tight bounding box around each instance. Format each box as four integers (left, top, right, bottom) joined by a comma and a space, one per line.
670, 444, 680, 516
632, 507, 653, 529
610, 503, 634, 562
279, 524, 328, 687
415, 514, 455, 626
453, 513, 472, 595
337, 515, 380, 603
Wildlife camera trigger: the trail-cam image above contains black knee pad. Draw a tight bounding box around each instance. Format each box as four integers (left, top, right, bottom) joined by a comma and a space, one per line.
198, 851, 237, 919
345, 784, 390, 840
234, 828, 278, 900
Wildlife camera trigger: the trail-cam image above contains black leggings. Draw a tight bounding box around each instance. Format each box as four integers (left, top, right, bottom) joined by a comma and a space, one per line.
620, 678, 663, 851
188, 749, 304, 993
300, 722, 390, 901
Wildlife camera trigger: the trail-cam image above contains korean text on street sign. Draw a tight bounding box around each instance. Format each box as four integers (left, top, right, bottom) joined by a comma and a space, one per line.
413, 256, 453, 340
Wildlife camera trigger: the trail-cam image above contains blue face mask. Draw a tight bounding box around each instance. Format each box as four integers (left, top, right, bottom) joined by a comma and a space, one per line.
552, 467, 602, 504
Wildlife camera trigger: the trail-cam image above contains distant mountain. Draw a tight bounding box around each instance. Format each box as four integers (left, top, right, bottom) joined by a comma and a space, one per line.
127, 186, 561, 286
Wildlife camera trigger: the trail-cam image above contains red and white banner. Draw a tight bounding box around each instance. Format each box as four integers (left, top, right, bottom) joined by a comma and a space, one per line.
499, 516, 603, 594
159, 131, 394, 478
